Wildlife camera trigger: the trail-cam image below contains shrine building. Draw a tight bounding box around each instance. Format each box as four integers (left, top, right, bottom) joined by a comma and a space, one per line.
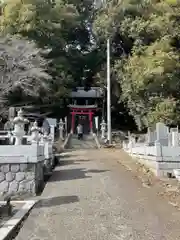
68, 87, 103, 134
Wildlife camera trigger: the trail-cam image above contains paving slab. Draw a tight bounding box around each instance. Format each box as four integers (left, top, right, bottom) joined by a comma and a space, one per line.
16, 149, 180, 240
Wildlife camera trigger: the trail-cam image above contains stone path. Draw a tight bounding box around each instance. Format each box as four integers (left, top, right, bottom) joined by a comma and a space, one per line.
15, 149, 180, 240
68, 134, 97, 149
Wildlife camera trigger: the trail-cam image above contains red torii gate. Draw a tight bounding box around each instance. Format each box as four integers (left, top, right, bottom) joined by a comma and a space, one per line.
70, 106, 97, 133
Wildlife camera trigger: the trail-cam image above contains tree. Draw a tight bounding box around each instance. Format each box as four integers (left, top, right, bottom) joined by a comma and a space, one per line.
93, 0, 180, 129
0, 0, 81, 105
0, 35, 51, 109
0, 0, 96, 96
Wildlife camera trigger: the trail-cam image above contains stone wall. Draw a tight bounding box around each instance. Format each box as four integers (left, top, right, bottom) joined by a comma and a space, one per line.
0, 161, 44, 196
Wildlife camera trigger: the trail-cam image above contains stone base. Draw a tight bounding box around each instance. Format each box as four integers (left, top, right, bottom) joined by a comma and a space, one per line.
0, 201, 12, 217
0, 162, 44, 197
129, 152, 180, 178
43, 158, 52, 176
51, 156, 56, 169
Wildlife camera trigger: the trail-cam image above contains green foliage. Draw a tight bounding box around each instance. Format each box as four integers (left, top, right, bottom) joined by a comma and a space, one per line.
93, 0, 180, 129
4, 0, 180, 129
0, 0, 96, 108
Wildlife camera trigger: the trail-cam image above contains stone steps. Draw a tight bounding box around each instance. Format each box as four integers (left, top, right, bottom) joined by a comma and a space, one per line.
68, 135, 97, 149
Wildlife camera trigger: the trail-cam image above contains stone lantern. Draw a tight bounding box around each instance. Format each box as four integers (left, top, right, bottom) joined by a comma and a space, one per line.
42, 131, 52, 145
100, 119, 106, 139
48, 134, 53, 143
13, 109, 29, 145
30, 121, 41, 143
59, 119, 64, 140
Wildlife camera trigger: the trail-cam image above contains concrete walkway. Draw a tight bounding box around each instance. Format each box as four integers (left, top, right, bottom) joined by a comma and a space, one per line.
16, 149, 180, 240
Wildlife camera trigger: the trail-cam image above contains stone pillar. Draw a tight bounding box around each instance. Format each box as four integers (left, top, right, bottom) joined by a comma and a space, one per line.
128, 139, 133, 153
64, 116, 68, 136
71, 112, 75, 134
59, 119, 64, 140
50, 125, 55, 142
13, 109, 29, 145
89, 112, 93, 133
172, 131, 179, 147
155, 140, 162, 157
8, 107, 15, 122
168, 132, 172, 146
43, 133, 53, 174
100, 119, 106, 139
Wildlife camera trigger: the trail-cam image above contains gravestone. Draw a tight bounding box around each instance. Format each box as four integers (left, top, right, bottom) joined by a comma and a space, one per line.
8, 107, 16, 121
168, 127, 179, 146
147, 127, 156, 145
156, 122, 169, 146
170, 127, 178, 133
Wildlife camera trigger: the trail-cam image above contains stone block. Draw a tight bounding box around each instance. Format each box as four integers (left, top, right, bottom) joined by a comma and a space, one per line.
16, 172, 25, 182
0, 181, 9, 193
18, 181, 26, 192
9, 181, 18, 193
26, 180, 35, 192
1, 164, 10, 173
11, 164, 20, 173
20, 163, 28, 172
26, 164, 34, 171
0, 172, 5, 182
26, 172, 35, 181
6, 172, 15, 182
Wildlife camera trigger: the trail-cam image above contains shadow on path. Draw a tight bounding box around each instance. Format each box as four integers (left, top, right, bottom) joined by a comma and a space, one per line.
87, 169, 109, 174
60, 160, 81, 166
49, 168, 90, 181
60, 154, 77, 159
35, 195, 79, 208
75, 160, 90, 162
49, 168, 109, 182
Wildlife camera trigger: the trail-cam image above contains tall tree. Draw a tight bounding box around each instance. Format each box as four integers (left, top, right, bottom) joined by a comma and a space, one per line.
1, 0, 102, 105
93, 0, 180, 129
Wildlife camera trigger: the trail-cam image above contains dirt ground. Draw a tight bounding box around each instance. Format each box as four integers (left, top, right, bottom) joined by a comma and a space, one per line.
106, 148, 180, 209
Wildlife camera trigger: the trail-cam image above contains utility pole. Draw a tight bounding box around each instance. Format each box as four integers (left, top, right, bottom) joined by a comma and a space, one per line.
107, 38, 111, 144
96, 0, 111, 143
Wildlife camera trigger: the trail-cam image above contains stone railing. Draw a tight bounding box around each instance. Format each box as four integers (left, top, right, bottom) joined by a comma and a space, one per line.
0, 110, 55, 197
123, 138, 180, 178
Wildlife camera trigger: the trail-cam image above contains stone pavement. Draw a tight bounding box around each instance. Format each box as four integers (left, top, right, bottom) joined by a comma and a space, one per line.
68, 135, 97, 149
15, 149, 180, 240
